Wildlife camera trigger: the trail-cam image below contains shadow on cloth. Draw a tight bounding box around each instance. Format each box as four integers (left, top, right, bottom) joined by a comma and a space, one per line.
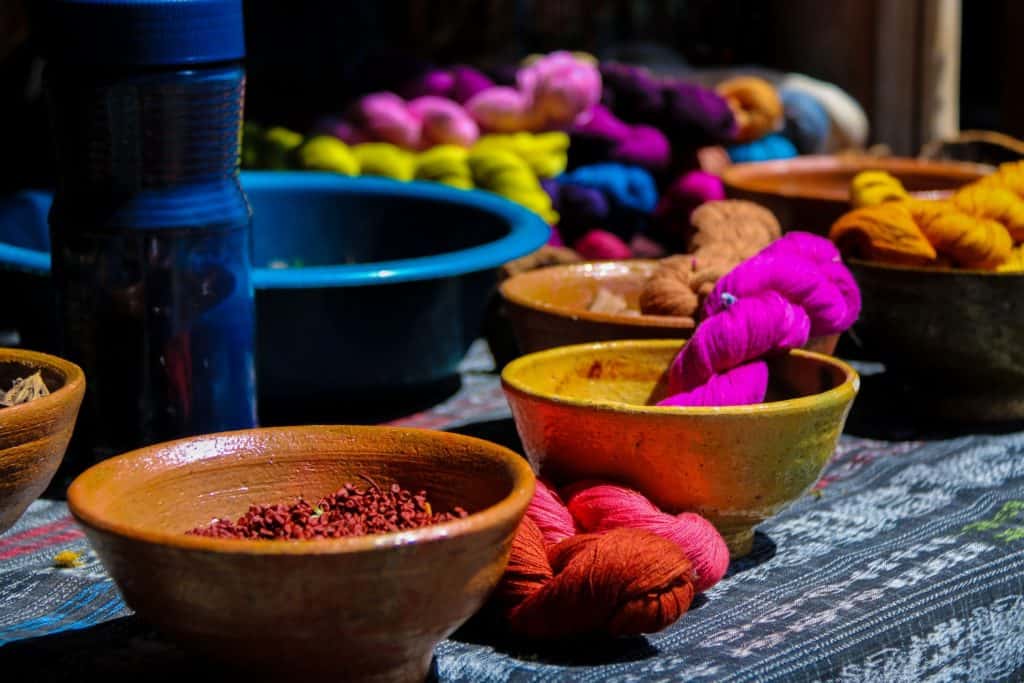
0, 615, 445, 680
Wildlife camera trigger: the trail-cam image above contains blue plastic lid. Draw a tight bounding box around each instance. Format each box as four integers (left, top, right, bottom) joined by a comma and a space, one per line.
38, 0, 245, 67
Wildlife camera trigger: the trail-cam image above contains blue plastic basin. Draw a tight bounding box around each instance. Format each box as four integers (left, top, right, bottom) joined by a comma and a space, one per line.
0, 172, 548, 414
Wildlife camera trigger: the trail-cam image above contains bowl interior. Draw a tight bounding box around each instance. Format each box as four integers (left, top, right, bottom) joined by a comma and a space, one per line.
505, 341, 851, 409
0, 178, 515, 272
247, 182, 508, 269
722, 155, 990, 202
500, 261, 692, 328
0, 359, 66, 395
70, 427, 531, 545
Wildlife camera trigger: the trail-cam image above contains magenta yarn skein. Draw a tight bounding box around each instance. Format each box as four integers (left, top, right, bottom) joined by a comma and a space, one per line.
669, 291, 811, 394
705, 232, 861, 336
657, 360, 769, 407
574, 229, 633, 260
349, 92, 422, 149
527, 479, 578, 545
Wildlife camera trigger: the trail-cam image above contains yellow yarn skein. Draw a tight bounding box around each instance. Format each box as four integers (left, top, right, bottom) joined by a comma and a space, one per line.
471, 132, 569, 178
904, 199, 1012, 270
468, 148, 558, 223
952, 183, 1024, 242
985, 160, 1024, 196
261, 126, 304, 170
293, 135, 359, 175
849, 170, 910, 208
414, 145, 474, 189
351, 143, 416, 181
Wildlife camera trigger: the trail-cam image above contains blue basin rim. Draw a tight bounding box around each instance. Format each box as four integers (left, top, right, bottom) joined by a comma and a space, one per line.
0, 172, 551, 288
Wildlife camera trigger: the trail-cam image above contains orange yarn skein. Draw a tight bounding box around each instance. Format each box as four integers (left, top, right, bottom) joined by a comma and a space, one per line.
716, 76, 783, 143
494, 517, 696, 640
829, 203, 937, 265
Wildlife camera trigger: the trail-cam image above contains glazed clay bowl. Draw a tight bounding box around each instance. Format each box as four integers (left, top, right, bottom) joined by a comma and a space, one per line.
722, 155, 991, 233
502, 340, 858, 557
848, 260, 1024, 420
0, 347, 84, 534
67, 426, 534, 681
499, 260, 839, 357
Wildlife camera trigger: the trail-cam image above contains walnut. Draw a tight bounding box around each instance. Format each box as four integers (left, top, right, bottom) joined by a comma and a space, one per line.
688, 199, 781, 262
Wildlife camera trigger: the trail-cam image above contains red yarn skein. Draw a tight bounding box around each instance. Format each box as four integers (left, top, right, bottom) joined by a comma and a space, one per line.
563, 481, 730, 592
496, 516, 697, 639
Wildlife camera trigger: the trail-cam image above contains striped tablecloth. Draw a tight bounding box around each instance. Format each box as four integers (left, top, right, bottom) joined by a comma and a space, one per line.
2, 345, 1023, 681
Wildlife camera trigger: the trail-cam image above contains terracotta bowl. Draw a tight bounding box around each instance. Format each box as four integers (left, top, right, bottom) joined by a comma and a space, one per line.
501, 340, 858, 557
67, 426, 535, 681
722, 155, 991, 233
499, 260, 839, 356
0, 347, 84, 534
849, 260, 1024, 420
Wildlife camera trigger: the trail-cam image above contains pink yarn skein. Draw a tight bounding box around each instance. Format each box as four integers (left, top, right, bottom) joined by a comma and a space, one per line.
407, 96, 480, 147
465, 86, 540, 133
526, 479, 578, 544
573, 229, 633, 260
518, 51, 602, 128
349, 92, 422, 149
526, 479, 729, 593
705, 232, 861, 337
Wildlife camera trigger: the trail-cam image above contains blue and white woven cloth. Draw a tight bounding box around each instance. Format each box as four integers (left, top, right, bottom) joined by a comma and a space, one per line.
2, 369, 1023, 681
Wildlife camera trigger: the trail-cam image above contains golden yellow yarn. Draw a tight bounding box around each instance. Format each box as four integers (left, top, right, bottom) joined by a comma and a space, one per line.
351, 143, 416, 181
414, 145, 474, 189
829, 203, 937, 266
904, 199, 1012, 270
471, 132, 569, 178
468, 148, 558, 223
998, 245, 1024, 272
716, 76, 784, 143
958, 180, 1024, 241
294, 135, 359, 175
849, 170, 909, 208
983, 160, 1024, 196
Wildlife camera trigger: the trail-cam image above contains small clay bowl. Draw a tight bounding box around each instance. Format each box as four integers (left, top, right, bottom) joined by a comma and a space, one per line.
502, 340, 858, 557
67, 426, 534, 681
0, 347, 84, 534
848, 260, 1024, 420
722, 155, 991, 233
499, 260, 840, 356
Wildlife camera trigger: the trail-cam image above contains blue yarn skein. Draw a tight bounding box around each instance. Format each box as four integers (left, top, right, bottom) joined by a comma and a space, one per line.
781, 88, 830, 154
559, 163, 658, 214
727, 134, 798, 163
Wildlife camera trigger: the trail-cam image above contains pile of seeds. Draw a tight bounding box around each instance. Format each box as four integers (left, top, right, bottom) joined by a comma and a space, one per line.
187, 476, 468, 540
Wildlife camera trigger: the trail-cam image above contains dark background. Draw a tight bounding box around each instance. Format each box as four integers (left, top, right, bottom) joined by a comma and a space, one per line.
0, 0, 1016, 192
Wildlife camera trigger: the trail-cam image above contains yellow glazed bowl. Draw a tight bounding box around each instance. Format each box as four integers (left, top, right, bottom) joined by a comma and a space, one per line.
501, 340, 859, 556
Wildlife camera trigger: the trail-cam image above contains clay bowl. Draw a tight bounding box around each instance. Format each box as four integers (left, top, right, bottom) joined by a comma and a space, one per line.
499, 260, 839, 357
502, 340, 858, 557
67, 426, 534, 681
722, 155, 991, 233
0, 347, 84, 534
848, 260, 1024, 421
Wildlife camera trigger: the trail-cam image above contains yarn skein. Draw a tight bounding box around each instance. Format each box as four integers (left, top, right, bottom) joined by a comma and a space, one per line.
562, 481, 730, 592
570, 104, 671, 170
495, 517, 696, 640
667, 290, 811, 396
726, 134, 798, 163
780, 87, 831, 154
705, 232, 861, 337
716, 76, 784, 143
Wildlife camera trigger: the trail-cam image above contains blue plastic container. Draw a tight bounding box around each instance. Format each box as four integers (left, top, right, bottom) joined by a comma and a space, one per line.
0, 173, 549, 419
38, 0, 256, 463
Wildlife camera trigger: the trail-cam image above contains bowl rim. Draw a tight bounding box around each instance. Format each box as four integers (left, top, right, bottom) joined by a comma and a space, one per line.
847, 257, 1024, 277
0, 347, 85, 419
0, 173, 551, 289
67, 425, 536, 556
499, 260, 696, 330
501, 339, 859, 417
721, 155, 994, 202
